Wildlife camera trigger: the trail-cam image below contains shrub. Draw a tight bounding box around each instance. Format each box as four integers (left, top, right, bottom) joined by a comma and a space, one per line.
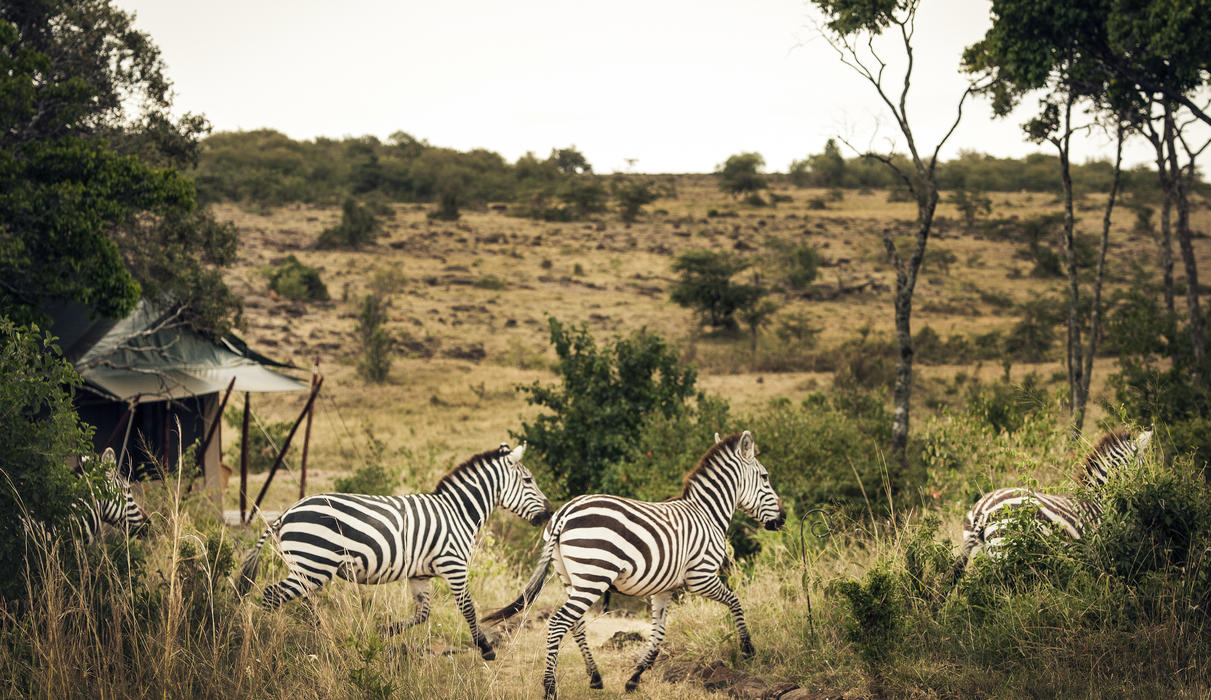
333, 428, 403, 495
518, 319, 697, 499
316, 198, 382, 249
715, 152, 767, 196
612, 177, 660, 224
266, 255, 329, 301
0, 321, 94, 602
355, 294, 393, 383
831, 563, 904, 667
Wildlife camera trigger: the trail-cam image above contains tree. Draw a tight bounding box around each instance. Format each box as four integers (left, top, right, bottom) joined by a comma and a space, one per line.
0, 1, 240, 335
316, 198, 382, 248
355, 293, 393, 383
715, 152, 767, 197
612, 176, 660, 225
790, 138, 847, 187
669, 250, 763, 331
518, 319, 697, 498
964, 0, 1134, 433
809, 0, 974, 472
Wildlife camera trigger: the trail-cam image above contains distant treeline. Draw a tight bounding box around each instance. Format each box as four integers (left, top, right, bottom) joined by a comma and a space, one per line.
192, 130, 1168, 208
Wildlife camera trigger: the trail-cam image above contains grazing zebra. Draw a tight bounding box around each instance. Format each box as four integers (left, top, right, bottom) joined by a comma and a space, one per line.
950, 427, 1153, 578
71, 447, 150, 543
483, 431, 785, 699
237, 442, 552, 660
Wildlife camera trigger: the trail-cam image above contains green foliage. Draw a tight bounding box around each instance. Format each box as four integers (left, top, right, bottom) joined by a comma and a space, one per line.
789, 138, 847, 187
669, 250, 763, 330
0, 6, 239, 335
518, 319, 697, 499
316, 198, 381, 249
947, 188, 992, 230
333, 428, 402, 495
265, 255, 329, 301
746, 391, 894, 516
343, 633, 397, 699
0, 321, 94, 601
715, 152, 767, 196
355, 293, 393, 383
831, 563, 904, 667
223, 407, 292, 475
612, 176, 660, 224
782, 243, 821, 291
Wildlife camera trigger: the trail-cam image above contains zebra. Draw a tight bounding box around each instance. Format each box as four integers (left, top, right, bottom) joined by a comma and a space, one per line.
483, 430, 785, 699
71, 447, 150, 543
950, 427, 1153, 579
236, 442, 552, 661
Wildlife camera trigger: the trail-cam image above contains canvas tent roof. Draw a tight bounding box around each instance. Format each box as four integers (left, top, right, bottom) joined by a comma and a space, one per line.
50, 300, 308, 402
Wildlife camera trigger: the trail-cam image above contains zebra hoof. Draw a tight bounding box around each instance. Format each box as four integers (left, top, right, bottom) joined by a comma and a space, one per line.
479, 646, 496, 661
624, 676, 641, 692
740, 640, 755, 658
589, 673, 603, 690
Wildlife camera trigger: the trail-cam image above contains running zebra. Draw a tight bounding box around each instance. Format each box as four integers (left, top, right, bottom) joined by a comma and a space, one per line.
237, 442, 552, 660
483, 431, 785, 699
950, 427, 1153, 579
72, 447, 150, 542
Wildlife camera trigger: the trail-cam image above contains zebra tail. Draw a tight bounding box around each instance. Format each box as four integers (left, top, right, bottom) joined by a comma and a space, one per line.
483, 535, 554, 624
236, 518, 281, 597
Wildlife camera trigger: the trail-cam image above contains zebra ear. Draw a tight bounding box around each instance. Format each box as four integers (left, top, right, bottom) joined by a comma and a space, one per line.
739, 430, 755, 458
1136, 429, 1153, 451
101, 448, 116, 464
714, 432, 722, 444
509, 443, 526, 464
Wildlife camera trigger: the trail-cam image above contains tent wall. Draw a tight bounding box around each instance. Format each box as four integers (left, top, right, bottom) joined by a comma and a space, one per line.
77, 392, 221, 484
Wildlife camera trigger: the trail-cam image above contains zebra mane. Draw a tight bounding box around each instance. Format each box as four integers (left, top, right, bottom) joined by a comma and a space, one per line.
433, 445, 509, 493
680, 433, 742, 497
1077, 426, 1134, 483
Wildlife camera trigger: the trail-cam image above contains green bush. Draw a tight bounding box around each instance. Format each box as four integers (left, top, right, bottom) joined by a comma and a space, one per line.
316, 198, 381, 249
265, 255, 329, 301
0, 321, 95, 602
518, 319, 697, 499
831, 563, 904, 667
355, 294, 393, 383
669, 250, 762, 330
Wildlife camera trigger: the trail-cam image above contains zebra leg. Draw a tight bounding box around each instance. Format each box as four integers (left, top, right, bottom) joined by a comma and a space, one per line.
383, 578, 432, 637
443, 576, 495, 661
624, 591, 671, 692
261, 567, 333, 611
543, 598, 595, 700
570, 618, 602, 690
688, 573, 754, 657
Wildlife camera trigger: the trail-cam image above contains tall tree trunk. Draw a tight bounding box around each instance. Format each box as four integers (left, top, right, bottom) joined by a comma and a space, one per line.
1151, 114, 1178, 319
885, 186, 938, 475
1165, 105, 1206, 361
1055, 96, 1084, 437
1075, 124, 1124, 433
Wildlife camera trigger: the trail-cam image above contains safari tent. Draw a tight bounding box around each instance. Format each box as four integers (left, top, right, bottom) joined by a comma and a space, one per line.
48, 300, 312, 505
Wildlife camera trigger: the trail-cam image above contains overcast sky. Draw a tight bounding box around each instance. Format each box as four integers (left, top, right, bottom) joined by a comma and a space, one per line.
114, 0, 1164, 174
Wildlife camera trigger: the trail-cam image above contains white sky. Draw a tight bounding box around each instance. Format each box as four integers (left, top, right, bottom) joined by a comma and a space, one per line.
114, 0, 1165, 174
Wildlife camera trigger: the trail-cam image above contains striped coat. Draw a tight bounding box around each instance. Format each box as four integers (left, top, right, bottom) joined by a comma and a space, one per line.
952, 428, 1153, 578
484, 431, 785, 699
72, 448, 149, 542
237, 442, 552, 660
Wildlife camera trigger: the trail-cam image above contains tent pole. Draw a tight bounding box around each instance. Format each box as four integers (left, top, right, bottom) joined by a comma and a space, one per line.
252, 376, 324, 518
240, 392, 250, 524
196, 377, 237, 471
102, 400, 137, 452
299, 362, 319, 500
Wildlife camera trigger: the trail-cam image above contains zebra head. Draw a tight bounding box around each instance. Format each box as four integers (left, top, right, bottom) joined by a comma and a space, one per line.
496, 442, 554, 526
724, 431, 786, 531
96, 448, 150, 536
1082, 427, 1155, 487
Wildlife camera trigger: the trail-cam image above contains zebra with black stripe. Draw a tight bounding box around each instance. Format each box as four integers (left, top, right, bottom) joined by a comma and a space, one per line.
237, 442, 552, 660
950, 427, 1153, 579
72, 447, 150, 542
484, 431, 785, 699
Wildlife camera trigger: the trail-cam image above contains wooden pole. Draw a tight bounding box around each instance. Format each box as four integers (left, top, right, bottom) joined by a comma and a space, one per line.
251, 376, 324, 518
298, 361, 320, 500
102, 397, 138, 451
240, 392, 250, 524
195, 377, 237, 470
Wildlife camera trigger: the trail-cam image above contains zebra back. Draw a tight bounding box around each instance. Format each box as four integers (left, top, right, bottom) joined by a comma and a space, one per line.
1079, 427, 1152, 489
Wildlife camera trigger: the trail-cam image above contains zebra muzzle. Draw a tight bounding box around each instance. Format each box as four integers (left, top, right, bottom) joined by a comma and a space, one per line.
765, 509, 787, 531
